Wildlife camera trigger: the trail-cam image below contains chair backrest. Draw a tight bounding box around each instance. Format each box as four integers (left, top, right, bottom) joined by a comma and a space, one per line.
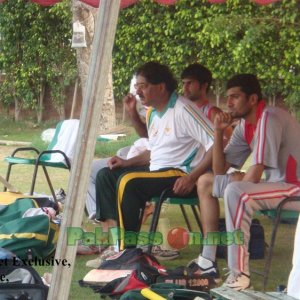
42, 119, 80, 164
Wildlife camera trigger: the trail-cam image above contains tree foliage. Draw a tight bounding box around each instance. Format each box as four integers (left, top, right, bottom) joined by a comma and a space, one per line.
1, 0, 299, 122
113, 0, 300, 112
0, 0, 77, 122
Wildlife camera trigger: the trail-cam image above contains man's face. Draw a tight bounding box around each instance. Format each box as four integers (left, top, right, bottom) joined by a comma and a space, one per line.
226, 87, 252, 119
135, 75, 161, 107
182, 78, 201, 102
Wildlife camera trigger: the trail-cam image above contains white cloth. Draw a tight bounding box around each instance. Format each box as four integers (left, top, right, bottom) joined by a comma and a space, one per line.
41, 128, 55, 143
126, 138, 149, 159
22, 207, 56, 219
86, 138, 149, 219
49, 119, 80, 165
288, 215, 300, 299
86, 158, 111, 219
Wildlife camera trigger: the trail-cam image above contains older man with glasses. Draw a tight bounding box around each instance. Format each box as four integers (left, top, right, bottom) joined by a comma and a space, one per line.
88, 61, 214, 267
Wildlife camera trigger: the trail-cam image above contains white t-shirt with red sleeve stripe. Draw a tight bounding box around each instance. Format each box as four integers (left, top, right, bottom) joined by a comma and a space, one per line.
224, 102, 300, 184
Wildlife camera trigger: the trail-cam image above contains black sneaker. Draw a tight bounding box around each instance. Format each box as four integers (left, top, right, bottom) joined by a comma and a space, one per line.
55, 188, 66, 203
152, 246, 180, 261
187, 255, 221, 284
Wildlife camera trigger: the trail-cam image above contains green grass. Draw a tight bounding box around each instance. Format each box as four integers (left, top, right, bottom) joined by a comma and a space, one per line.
0, 116, 57, 142
0, 116, 298, 299
94, 131, 139, 158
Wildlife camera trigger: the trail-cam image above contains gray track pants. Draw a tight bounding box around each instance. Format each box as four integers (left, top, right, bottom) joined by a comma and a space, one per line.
223, 180, 300, 274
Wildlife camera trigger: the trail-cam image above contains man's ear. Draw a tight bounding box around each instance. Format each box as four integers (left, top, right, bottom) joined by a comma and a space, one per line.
159, 82, 167, 93
201, 82, 208, 92
249, 94, 259, 106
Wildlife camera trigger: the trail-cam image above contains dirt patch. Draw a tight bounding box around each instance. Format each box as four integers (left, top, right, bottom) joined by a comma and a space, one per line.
0, 146, 15, 160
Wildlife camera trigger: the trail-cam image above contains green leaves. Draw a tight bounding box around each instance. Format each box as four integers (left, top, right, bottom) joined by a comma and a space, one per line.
0, 0, 76, 121
113, 0, 300, 113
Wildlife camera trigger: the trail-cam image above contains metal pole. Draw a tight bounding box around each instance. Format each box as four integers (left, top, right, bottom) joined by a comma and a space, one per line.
47, 1, 120, 298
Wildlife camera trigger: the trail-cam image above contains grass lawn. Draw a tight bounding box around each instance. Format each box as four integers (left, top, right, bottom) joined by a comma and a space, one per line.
0, 117, 298, 299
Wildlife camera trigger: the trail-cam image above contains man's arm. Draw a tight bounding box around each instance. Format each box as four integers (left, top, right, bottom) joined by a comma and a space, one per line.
173, 147, 212, 196
243, 164, 264, 183
108, 150, 150, 170
123, 94, 148, 138
213, 112, 232, 175
210, 107, 233, 144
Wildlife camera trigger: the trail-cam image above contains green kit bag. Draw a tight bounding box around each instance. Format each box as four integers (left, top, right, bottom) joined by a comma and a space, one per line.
120, 283, 212, 300
0, 198, 59, 259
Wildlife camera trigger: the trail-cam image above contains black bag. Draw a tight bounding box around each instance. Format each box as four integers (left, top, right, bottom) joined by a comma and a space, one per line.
0, 248, 48, 300
98, 248, 164, 272
217, 218, 265, 259
79, 248, 167, 297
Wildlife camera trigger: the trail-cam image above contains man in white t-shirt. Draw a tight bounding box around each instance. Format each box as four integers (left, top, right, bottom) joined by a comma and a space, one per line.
95, 62, 214, 253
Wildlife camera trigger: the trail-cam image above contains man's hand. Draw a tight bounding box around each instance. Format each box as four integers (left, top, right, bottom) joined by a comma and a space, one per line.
108, 156, 128, 170
173, 175, 195, 196
123, 93, 138, 116
214, 112, 233, 131
229, 171, 245, 182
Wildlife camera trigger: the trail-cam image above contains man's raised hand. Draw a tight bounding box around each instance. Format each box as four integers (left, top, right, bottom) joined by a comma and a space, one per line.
214, 111, 233, 131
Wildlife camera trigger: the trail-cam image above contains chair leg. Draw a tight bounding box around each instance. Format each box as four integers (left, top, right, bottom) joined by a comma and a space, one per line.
30, 165, 57, 203
148, 200, 164, 254
148, 189, 171, 254
191, 205, 203, 234
180, 204, 192, 231
262, 197, 299, 291
180, 204, 203, 234
4, 163, 13, 192
263, 208, 282, 291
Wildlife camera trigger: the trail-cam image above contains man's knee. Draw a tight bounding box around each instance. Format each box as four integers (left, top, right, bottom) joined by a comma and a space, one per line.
118, 175, 138, 193
197, 172, 214, 194
96, 167, 113, 184
224, 181, 244, 204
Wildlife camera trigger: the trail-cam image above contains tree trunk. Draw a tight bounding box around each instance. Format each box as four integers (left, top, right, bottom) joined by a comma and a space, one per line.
216, 93, 220, 108
268, 96, 272, 106
37, 83, 45, 124
70, 77, 79, 119
214, 79, 223, 108
272, 95, 276, 107
72, 1, 116, 132
14, 96, 21, 122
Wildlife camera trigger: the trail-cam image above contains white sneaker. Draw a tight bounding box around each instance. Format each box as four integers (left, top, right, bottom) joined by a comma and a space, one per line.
223, 272, 250, 291
86, 248, 118, 268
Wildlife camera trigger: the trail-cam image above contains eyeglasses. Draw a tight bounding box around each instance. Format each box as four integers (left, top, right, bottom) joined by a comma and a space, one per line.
134, 82, 149, 90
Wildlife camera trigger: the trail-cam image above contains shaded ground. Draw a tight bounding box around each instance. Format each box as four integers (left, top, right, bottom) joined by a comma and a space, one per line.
0, 135, 298, 298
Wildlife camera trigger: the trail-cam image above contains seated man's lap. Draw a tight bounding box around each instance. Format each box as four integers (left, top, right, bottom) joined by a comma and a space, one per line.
213, 176, 300, 212
118, 168, 188, 233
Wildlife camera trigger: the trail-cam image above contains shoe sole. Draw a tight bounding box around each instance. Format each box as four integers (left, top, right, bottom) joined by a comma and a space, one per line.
86, 261, 102, 268
224, 283, 251, 291
77, 251, 99, 255
154, 254, 180, 261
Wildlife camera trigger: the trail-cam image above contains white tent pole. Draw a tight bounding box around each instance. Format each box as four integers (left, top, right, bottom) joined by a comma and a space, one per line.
47, 1, 120, 299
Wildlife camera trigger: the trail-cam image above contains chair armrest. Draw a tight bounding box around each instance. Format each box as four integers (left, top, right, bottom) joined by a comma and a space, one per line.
37, 150, 71, 169
10, 147, 40, 157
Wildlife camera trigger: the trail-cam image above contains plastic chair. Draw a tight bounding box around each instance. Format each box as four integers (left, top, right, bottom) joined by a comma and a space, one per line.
4, 119, 79, 202
254, 196, 300, 290
147, 187, 203, 253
